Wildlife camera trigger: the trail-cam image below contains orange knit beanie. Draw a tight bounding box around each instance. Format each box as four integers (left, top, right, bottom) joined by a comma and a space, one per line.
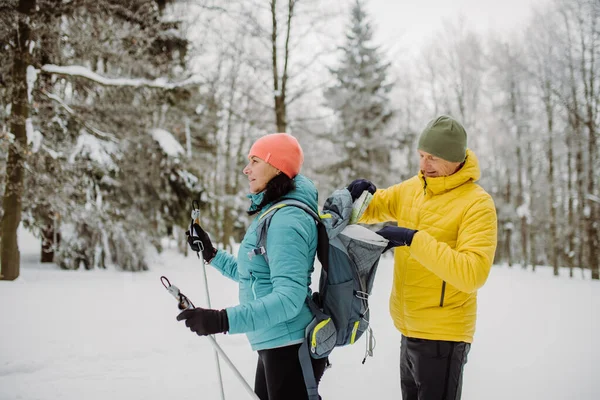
248, 133, 304, 178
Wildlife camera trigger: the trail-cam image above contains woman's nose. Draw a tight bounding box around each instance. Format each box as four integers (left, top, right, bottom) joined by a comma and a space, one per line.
243, 163, 250, 175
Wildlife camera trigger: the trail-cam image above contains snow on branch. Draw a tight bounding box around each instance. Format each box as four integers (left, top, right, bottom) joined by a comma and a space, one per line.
40, 65, 203, 89
69, 130, 120, 171
40, 90, 118, 142
149, 128, 185, 158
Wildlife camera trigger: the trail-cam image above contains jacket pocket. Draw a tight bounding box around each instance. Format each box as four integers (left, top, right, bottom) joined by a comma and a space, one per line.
439, 281, 446, 307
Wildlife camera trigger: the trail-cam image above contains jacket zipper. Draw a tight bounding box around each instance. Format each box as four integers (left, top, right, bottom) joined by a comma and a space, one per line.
439, 281, 446, 307
249, 271, 257, 300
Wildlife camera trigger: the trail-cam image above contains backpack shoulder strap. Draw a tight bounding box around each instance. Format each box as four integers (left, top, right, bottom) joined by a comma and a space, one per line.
251, 199, 329, 273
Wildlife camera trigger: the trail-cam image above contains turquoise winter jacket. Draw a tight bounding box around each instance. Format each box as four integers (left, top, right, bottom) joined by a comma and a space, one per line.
210, 174, 319, 351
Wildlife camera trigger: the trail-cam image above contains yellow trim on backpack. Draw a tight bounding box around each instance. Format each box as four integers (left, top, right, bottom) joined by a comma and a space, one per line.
319, 213, 332, 219
350, 321, 360, 344
311, 318, 332, 350
259, 203, 288, 220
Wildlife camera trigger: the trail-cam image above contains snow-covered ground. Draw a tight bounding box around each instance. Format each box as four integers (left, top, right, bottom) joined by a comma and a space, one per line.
1, 228, 598, 400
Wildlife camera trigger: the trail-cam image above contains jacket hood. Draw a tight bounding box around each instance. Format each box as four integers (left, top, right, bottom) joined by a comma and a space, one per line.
418, 148, 481, 195
247, 174, 319, 213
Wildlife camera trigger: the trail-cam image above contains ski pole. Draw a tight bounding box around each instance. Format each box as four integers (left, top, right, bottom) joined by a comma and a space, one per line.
205, 335, 260, 400
190, 203, 226, 400
161, 276, 260, 400
199, 259, 227, 400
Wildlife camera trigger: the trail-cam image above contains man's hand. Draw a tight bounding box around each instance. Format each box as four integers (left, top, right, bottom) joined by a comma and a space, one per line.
347, 179, 377, 202
376, 226, 418, 251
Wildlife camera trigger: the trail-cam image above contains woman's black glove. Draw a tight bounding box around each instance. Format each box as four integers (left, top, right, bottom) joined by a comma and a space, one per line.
186, 222, 217, 263
177, 307, 229, 336
376, 226, 418, 251
347, 179, 377, 202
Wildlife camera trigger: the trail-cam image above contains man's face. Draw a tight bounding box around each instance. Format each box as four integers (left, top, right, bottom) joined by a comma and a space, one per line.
418, 150, 462, 178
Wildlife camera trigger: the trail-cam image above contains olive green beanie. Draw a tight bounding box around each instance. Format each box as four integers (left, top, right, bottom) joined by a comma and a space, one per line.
417, 115, 467, 162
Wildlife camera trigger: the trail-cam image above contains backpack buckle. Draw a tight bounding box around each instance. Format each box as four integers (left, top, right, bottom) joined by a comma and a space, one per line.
247, 246, 266, 260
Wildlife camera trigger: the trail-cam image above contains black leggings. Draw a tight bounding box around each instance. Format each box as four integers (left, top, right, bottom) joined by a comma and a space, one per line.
254, 343, 328, 400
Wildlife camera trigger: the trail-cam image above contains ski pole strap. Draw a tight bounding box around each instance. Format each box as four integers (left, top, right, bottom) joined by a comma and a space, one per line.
298, 339, 320, 400
161, 276, 195, 310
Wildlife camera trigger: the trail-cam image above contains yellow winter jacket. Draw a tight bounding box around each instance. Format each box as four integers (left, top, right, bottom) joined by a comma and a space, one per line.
360, 149, 497, 343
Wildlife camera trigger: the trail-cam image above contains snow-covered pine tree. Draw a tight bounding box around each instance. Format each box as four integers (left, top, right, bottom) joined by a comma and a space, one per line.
323, 0, 393, 187
1, 0, 212, 273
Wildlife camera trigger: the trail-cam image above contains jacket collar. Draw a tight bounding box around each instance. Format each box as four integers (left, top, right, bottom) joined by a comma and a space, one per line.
246, 191, 265, 213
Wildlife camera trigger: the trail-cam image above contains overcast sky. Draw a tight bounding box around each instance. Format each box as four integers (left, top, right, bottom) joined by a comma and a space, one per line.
359, 0, 549, 58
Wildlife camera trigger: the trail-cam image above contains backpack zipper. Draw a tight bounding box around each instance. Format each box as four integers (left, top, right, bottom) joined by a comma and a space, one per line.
311, 318, 332, 353
350, 321, 360, 344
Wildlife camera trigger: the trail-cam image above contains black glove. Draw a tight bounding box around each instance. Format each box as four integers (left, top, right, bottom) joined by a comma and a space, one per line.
376, 226, 418, 251
347, 179, 377, 202
177, 307, 230, 336
186, 222, 217, 263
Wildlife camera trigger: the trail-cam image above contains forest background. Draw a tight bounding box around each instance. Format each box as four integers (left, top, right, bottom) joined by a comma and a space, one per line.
1, 0, 599, 281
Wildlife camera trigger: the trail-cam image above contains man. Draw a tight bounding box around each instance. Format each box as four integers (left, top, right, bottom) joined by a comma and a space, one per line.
347, 115, 497, 400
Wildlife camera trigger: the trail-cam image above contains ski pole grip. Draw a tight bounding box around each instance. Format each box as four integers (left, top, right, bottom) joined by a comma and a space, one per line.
191, 209, 201, 224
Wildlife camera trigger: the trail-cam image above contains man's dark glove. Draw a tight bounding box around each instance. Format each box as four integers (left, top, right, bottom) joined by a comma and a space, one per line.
376, 226, 418, 251
347, 179, 377, 202
176, 307, 229, 336
186, 222, 217, 263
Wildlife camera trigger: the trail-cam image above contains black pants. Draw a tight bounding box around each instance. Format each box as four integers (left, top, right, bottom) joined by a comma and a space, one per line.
254, 343, 329, 400
400, 335, 471, 400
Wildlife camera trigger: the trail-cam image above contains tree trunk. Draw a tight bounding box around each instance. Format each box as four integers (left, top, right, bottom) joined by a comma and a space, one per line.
525, 141, 534, 270
504, 177, 513, 267
566, 127, 575, 277
41, 213, 60, 263
581, 1, 599, 280
270, 0, 295, 133
516, 143, 529, 268
1, 0, 35, 281
505, 225, 513, 267
544, 81, 559, 276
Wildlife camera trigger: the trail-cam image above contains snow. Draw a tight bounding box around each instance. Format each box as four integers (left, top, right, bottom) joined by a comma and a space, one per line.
1, 228, 598, 400
26, 65, 38, 103
25, 118, 43, 153
516, 203, 531, 222
177, 170, 200, 191
150, 128, 185, 158
41, 64, 203, 90
587, 193, 600, 204
185, 117, 192, 159
69, 131, 119, 170
43, 91, 74, 114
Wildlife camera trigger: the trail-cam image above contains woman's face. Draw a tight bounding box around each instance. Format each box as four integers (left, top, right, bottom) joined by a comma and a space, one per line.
243, 156, 280, 193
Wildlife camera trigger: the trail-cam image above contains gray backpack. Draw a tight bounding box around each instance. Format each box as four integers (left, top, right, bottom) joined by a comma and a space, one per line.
252, 189, 388, 400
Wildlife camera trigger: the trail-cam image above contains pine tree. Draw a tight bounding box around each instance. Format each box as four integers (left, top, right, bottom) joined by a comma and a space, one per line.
323, 0, 393, 186
1, 0, 210, 273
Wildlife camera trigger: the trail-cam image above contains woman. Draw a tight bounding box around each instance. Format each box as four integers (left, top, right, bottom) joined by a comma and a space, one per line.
178, 133, 328, 400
